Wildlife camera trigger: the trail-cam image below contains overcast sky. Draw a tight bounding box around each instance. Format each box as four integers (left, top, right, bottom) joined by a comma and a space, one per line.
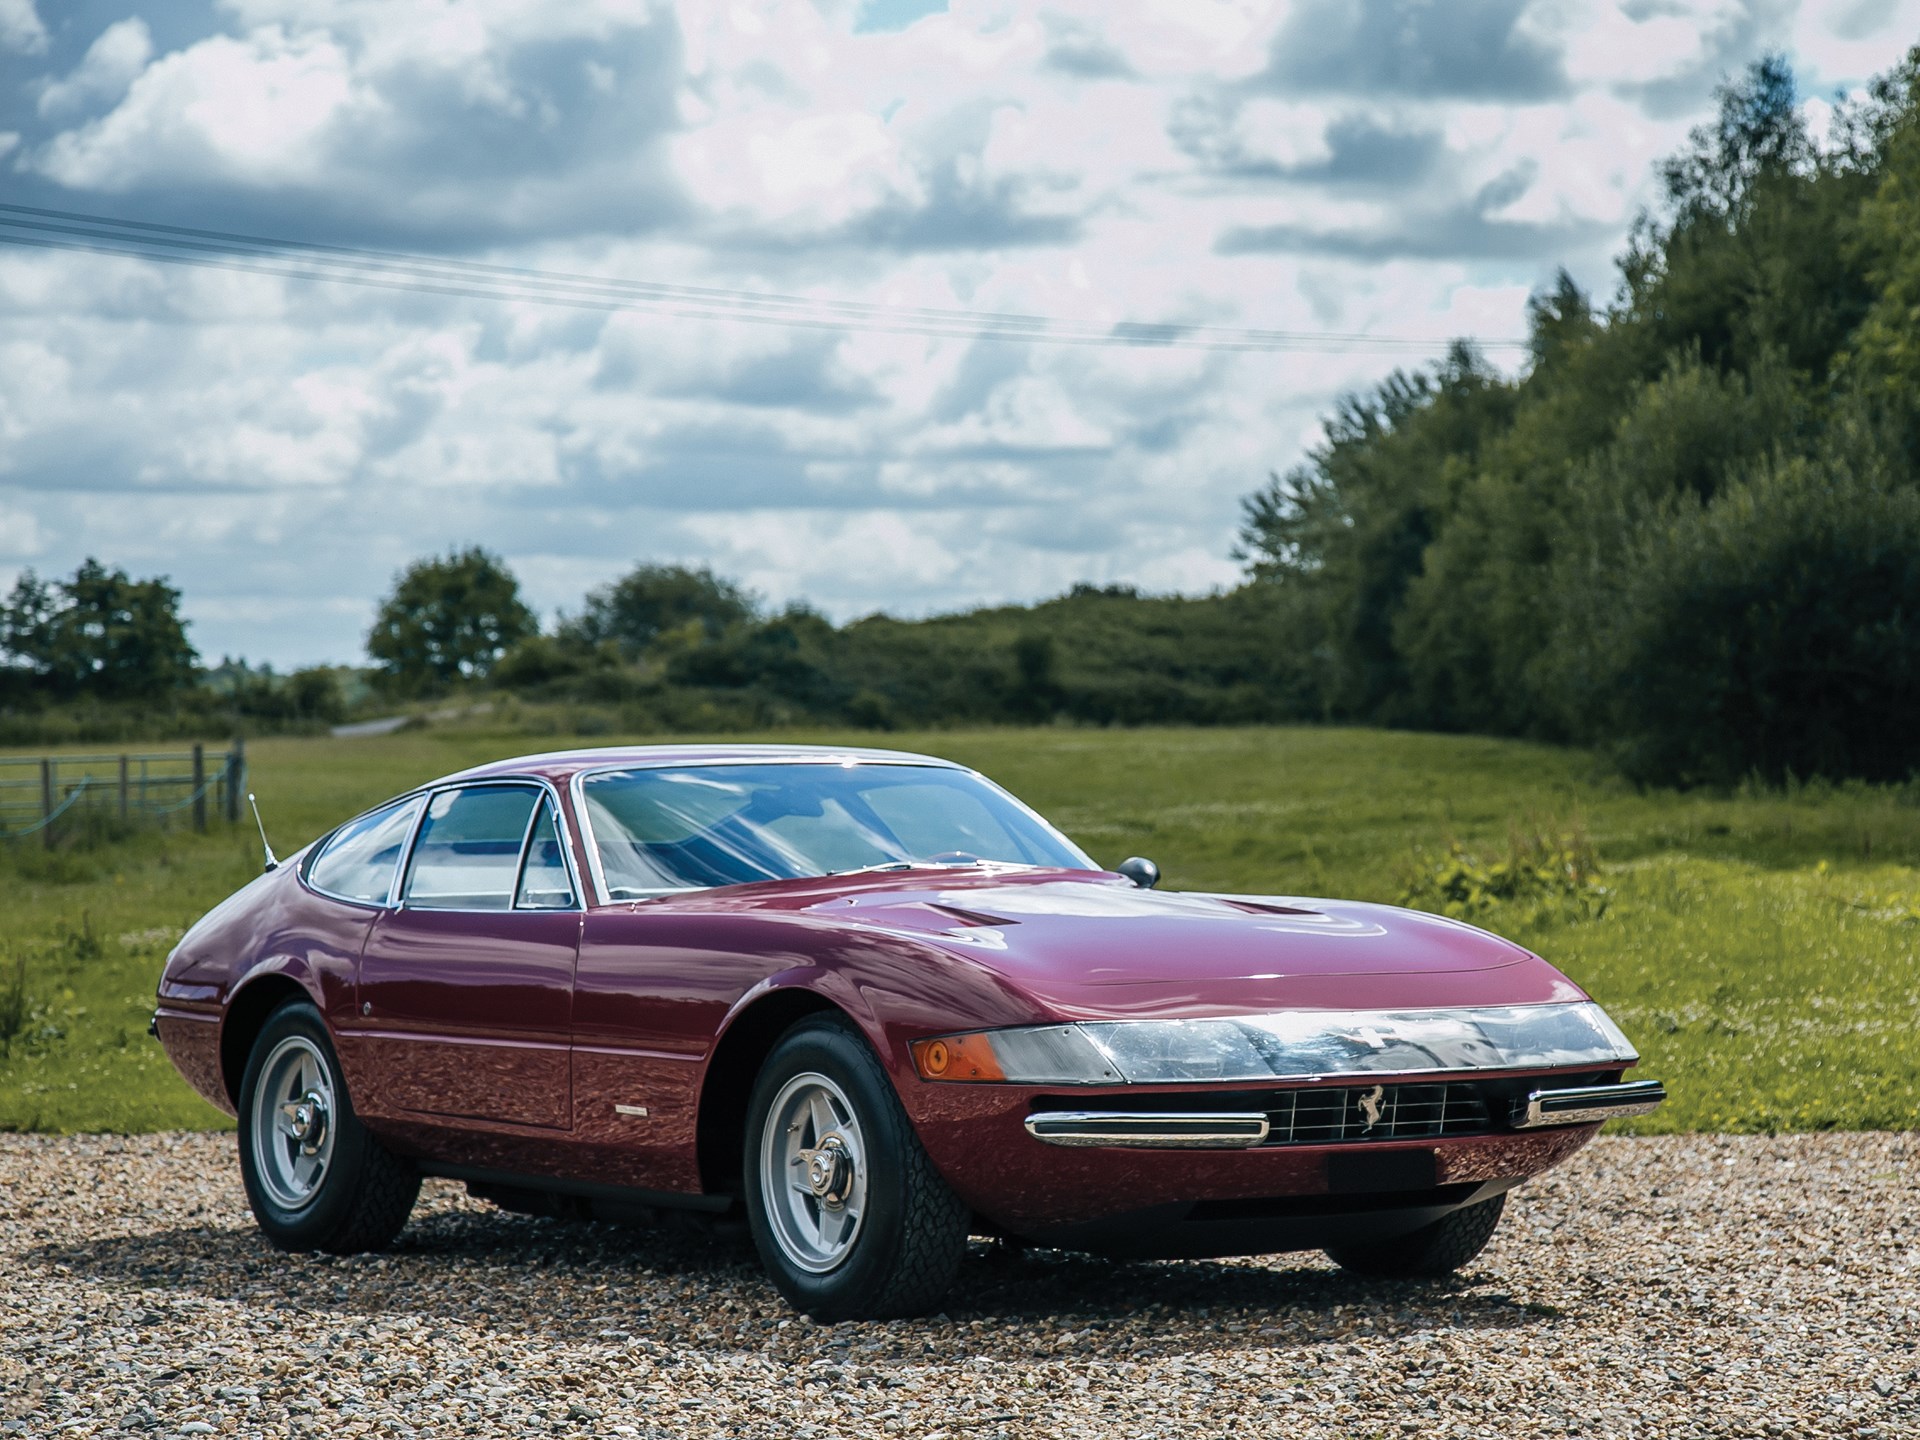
3, 0, 1918, 668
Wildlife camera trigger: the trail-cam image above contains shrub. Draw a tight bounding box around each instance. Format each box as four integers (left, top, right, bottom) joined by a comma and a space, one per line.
1398, 819, 1608, 924
1591, 445, 1920, 786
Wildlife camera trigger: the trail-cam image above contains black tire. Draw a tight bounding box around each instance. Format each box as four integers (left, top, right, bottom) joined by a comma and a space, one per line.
1325, 1191, 1506, 1278
236, 1000, 420, 1254
742, 1015, 970, 1321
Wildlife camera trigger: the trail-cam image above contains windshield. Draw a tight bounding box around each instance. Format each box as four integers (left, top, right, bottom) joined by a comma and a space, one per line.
580, 762, 1092, 898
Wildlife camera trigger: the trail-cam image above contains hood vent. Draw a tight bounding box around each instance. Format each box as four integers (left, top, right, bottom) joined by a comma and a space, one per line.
1214, 898, 1320, 918
921, 902, 1017, 928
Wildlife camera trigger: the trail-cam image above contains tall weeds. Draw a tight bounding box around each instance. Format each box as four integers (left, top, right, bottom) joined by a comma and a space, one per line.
1398, 816, 1609, 924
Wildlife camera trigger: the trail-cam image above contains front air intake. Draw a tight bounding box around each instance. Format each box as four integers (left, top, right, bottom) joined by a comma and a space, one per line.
1262, 1082, 1492, 1145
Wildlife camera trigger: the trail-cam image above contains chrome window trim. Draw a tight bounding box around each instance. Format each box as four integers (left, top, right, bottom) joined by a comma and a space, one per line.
398, 778, 587, 916
506, 791, 546, 904
510, 783, 583, 917
511, 794, 579, 912
569, 769, 613, 907
567, 757, 1096, 909
302, 777, 585, 915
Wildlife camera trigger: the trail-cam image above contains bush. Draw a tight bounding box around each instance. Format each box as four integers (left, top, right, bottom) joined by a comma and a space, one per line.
1398, 819, 1608, 924
1591, 446, 1920, 785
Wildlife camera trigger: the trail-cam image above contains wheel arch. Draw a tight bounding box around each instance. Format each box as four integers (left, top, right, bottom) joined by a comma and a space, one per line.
220, 971, 320, 1106
695, 987, 853, 1198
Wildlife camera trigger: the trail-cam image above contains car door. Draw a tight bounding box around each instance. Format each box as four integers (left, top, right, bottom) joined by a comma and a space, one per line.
355, 783, 582, 1131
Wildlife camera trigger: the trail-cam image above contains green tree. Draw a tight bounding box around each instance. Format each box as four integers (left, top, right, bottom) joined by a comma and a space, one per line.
1236, 342, 1514, 722
1009, 632, 1060, 720
1, 558, 198, 700
560, 563, 757, 658
1234, 52, 1920, 777
1588, 438, 1920, 785
1838, 49, 1920, 453
366, 547, 536, 694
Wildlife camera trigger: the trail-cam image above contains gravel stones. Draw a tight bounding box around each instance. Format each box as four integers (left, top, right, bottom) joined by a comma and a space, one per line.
1, 1131, 1914, 1438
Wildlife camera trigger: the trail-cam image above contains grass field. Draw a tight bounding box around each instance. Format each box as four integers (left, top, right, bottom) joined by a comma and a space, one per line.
3, 723, 1917, 1135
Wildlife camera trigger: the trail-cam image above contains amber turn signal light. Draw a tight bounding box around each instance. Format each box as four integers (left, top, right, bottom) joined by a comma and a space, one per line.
911, 1033, 1006, 1082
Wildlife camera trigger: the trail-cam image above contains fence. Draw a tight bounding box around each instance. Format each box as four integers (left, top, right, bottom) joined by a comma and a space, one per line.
0, 740, 247, 847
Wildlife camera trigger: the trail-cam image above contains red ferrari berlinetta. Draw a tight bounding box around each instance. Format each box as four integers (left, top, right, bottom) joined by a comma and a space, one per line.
153, 744, 1663, 1318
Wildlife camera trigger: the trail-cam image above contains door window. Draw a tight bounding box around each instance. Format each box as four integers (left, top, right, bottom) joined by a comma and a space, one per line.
307, 797, 424, 904
515, 800, 577, 910
404, 786, 540, 911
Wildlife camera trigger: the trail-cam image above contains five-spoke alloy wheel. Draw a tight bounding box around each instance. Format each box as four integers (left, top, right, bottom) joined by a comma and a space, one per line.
760, 1071, 871, 1273
248, 1032, 338, 1211
744, 1016, 969, 1320
237, 999, 420, 1254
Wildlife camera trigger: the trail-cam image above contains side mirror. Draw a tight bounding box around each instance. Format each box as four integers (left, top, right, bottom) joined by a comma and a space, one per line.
1116, 856, 1159, 889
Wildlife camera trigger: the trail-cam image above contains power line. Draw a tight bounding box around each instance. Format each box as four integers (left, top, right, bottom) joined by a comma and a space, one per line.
0, 203, 1530, 355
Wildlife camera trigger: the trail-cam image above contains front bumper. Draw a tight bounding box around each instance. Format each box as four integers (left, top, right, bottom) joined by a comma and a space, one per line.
1512, 1079, 1666, 1128
1023, 1077, 1666, 1148
909, 1066, 1647, 1237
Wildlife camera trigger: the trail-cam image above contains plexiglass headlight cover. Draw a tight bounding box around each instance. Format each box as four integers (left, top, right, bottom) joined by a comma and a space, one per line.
917, 1003, 1638, 1085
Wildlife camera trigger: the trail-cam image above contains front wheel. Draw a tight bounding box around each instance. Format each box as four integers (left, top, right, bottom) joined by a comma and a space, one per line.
1324, 1191, 1507, 1278
236, 1000, 420, 1253
743, 1016, 969, 1320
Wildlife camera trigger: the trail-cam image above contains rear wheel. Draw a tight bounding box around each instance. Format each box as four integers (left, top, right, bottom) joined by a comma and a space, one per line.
743, 1016, 969, 1320
1325, 1191, 1506, 1278
236, 1000, 420, 1253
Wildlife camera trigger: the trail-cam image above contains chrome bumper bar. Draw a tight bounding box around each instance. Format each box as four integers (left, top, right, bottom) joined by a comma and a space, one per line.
1024, 1112, 1271, 1149
1512, 1079, 1667, 1129
1023, 1079, 1667, 1149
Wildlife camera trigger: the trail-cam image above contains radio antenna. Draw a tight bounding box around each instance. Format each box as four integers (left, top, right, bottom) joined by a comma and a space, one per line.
248, 793, 279, 872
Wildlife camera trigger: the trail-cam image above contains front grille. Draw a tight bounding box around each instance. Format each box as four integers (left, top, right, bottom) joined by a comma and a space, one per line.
1262, 1082, 1490, 1145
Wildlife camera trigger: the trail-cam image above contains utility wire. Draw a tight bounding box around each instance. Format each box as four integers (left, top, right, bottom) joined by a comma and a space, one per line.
0, 203, 1530, 355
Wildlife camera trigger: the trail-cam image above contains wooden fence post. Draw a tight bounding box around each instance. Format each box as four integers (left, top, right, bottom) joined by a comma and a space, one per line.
225, 738, 244, 824
40, 758, 53, 851
118, 754, 129, 822
191, 744, 206, 833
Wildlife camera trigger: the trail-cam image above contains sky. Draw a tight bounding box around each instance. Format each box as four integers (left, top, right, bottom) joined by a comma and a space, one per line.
2, 0, 1918, 669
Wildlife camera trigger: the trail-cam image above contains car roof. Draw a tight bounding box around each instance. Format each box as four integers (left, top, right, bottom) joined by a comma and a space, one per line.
433, 743, 967, 788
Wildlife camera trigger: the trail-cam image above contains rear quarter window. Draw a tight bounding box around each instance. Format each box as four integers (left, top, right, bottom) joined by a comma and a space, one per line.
306, 797, 423, 904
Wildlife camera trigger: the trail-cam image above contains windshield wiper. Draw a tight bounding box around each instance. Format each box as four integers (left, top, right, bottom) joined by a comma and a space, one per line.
824, 858, 998, 878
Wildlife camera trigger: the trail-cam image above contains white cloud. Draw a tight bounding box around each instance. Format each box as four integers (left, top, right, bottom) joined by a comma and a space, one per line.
0, 0, 45, 56
0, 505, 47, 561
1790, 0, 1920, 87
37, 20, 154, 119
1552, 0, 1754, 87
3, 0, 1920, 665
34, 28, 359, 189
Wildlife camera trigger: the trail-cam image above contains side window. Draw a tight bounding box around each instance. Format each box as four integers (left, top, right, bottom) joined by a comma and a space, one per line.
404, 786, 539, 911
515, 800, 577, 910
307, 797, 424, 904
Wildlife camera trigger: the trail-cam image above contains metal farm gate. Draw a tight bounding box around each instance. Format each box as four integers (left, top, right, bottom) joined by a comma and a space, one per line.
0, 741, 247, 846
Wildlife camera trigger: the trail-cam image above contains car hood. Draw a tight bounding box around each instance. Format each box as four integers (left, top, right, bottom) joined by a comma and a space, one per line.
651, 867, 1583, 1018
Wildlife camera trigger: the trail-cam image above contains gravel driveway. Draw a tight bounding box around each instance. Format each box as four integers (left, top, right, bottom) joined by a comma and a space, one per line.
1, 1131, 1914, 1438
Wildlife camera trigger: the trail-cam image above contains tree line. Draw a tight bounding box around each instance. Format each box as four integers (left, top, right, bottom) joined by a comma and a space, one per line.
1235, 52, 1920, 784
6, 54, 1920, 783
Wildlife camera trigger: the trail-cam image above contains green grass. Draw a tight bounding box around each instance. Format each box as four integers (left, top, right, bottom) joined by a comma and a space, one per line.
3, 723, 1918, 1134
